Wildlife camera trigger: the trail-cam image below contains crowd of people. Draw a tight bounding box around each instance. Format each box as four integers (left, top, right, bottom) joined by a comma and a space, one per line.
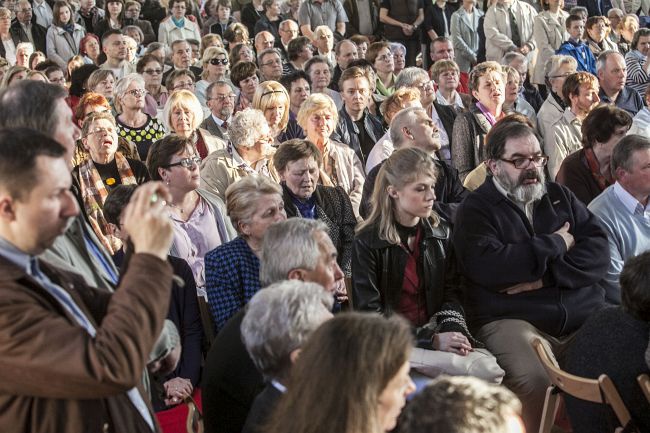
0, 0, 648, 431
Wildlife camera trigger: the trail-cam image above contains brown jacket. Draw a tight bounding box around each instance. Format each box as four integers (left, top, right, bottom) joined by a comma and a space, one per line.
0, 253, 173, 433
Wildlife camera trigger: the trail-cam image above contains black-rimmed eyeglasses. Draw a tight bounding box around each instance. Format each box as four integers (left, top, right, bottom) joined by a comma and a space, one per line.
164, 156, 202, 168
500, 155, 549, 169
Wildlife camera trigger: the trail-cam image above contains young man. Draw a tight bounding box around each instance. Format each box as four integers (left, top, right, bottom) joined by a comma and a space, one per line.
557, 15, 597, 75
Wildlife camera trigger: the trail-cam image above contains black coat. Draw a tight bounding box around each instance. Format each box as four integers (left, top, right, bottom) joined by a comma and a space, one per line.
360, 158, 468, 221
241, 383, 283, 433
10, 20, 47, 52
331, 108, 385, 166
432, 101, 457, 148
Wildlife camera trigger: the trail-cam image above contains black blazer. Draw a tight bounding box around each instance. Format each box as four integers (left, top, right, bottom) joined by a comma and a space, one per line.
10, 20, 47, 53
200, 115, 228, 142
432, 100, 457, 147
241, 383, 283, 433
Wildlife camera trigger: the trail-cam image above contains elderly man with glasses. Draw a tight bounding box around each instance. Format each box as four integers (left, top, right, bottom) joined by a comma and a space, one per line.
10, 0, 47, 52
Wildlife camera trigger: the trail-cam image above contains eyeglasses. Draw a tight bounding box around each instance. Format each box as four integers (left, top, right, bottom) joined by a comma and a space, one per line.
209, 58, 228, 65
173, 80, 194, 89
261, 58, 282, 67
500, 155, 549, 169
376, 54, 392, 62
164, 156, 202, 168
417, 80, 435, 90
85, 127, 116, 137
126, 88, 146, 97
143, 68, 162, 75
208, 94, 236, 101
548, 73, 571, 79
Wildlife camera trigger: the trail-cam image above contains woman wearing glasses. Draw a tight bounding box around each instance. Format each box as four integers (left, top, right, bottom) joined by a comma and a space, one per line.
196, 46, 231, 109
114, 74, 166, 161
368, 42, 396, 97
73, 111, 151, 255
146, 134, 236, 309
137, 54, 169, 115
230, 60, 260, 112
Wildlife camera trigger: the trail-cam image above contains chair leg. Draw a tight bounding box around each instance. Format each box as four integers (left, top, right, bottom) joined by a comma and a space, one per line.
539, 386, 561, 433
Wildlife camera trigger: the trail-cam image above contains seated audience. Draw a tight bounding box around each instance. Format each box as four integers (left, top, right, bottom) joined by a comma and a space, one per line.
432, 60, 472, 112
537, 55, 577, 140
452, 120, 610, 432
368, 41, 396, 97
205, 176, 286, 331
265, 313, 416, 433
557, 15, 597, 75
597, 50, 644, 117
625, 28, 650, 98
241, 280, 333, 433
564, 251, 650, 433
201, 80, 236, 143
297, 94, 365, 219
588, 135, 650, 304
556, 105, 631, 205
502, 64, 537, 124
252, 80, 291, 144
104, 185, 204, 413
230, 61, 259, 112
202, 218, 344, 433
201, 108, 277, 201
353, 147, 503, 383
398, 376, 524, 433
73, 111, 150, 255
304, 56, 343, 110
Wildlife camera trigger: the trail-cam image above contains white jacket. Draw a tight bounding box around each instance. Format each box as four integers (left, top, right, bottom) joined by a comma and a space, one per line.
484, 0, 537, 64
532, 10, 568, 85
45, 23, 85, 69
158, 18, 201, 46
628, 107, 650, 137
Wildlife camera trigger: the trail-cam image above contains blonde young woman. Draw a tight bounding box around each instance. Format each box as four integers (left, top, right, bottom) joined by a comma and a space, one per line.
196, 46, 231, 108
252, 80, 290, 143
352, 147, 504, 383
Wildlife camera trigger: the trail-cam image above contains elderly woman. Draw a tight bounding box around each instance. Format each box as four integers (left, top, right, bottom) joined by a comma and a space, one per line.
136, 54, 168, 115
146, 134, 236, 295
46, 0, 86, 70
104, 185, 204, 412
532, 0, 568, 89
73, 111, 150, 254
390, 43, 407, 76
79, 33, 101, 65
114, 73, 166, 161
537, 55, 577, 140
205, 176, 286, 331
196, 46, 231, 108
230, 61, 259, 112
451, 61, 506, 181
297, 93, 365, 220
503, 65, 537, 125
367, 42, 396, 97
165, 68, 196, 94
252, 80, 290, 143
274, 139, 356, 277
229, 42, 255, 65
87, 69, 117, 102
201, 108, 277, 200
0, 65, 28, 88
304, 56, 343, 110
586, 16, 618, 58
450, 0, 483, 73
556, 105, 631, 205
162, 89, 226, 159
625, 28, 650, 98
432, 60, 470, 111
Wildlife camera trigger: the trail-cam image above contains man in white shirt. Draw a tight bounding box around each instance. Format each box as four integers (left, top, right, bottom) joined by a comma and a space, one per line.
31, 0, 53, 28
201, 81, 235, 142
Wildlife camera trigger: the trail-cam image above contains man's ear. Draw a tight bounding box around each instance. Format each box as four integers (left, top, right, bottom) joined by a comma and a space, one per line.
486, 159, 498, 175
0, 196, 16, 222
287, 268, 307, 281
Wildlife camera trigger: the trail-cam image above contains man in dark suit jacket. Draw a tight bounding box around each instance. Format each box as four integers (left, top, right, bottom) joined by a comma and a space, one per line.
202, 219, 345, 433
11, 0, 47, 53
200, 80, 235, 142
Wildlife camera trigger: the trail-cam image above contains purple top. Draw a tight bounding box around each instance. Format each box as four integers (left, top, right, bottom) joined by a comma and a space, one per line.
170, 197, 223, 290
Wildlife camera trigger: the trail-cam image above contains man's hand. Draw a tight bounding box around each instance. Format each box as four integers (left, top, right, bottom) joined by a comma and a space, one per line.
122, 182, 174, 261
501, 279, 544, 295
432, 332, 472, 356
163, 377, 193, 407
553, 222, 575, 251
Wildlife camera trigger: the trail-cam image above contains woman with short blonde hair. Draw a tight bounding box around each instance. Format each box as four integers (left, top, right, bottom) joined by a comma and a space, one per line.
197, 46, 231, 107
253, 80, 290, 142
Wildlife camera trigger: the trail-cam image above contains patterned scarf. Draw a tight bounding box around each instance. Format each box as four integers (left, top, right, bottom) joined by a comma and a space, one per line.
584, 147, 612, 191
79, 152, 137, 254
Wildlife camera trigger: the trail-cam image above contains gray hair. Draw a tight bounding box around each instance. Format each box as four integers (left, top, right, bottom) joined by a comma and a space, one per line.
596, 50, 623, 73
123, 25, 144, 43
390, 42, 406, 55
612, 134, 650, 173
241, 280, 333, 380
260, 218, 329, 286
501, 51, 527, 67
16, 42, 33, 53
206, 80, 235, 99
228, 108, 268, 149
389, 106, 425, 148
395, 67, 429, 90
569, 5, 587, 16
256, 47, 281, 67
544, 55, 577, 79
113, 73, 145, 113
225, 176, 282, 235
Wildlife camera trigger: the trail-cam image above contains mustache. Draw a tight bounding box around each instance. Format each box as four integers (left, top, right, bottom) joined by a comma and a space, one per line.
520, 169, 541, 183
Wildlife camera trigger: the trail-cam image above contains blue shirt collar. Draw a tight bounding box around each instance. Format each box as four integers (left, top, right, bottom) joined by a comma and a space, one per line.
0, 236, 31, 274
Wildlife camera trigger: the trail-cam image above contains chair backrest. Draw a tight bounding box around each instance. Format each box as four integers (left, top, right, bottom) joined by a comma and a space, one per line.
531, 338, 633, 428
638, 374, 650, 404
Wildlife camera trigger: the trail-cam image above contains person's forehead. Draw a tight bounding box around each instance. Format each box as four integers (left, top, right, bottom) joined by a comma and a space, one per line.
434, 41, 452, 51
605, 53, 625, 67
342, 76, 369, 89
504, 133, 540, 155
291, 78, 309, 89
262, 52, 280, 62
174, 42, 190, 52
339, 41, 356, 53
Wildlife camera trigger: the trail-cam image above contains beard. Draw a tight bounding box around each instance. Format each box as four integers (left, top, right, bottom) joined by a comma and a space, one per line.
495, 164, 547, 203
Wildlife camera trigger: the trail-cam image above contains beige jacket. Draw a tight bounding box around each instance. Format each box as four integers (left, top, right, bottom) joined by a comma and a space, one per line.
546, 107, 583, 180
322, 140, 366, 220
484, 0, 537, 64
532, 10, 569, 85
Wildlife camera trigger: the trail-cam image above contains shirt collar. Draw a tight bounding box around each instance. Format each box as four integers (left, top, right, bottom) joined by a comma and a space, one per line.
0, 235, 31, 274
613, 181, 649, 215
211, 113, 228, 126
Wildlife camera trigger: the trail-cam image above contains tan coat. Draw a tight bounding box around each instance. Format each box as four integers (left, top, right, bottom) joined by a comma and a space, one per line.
532, 10, 569, 85
0, 254, 173, 433
484, 0, 538, 64
546, 107, 583, 180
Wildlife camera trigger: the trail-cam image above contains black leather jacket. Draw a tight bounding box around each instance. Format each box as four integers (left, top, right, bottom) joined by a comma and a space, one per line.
352, 217, 470, 346
332, 108, 385, 165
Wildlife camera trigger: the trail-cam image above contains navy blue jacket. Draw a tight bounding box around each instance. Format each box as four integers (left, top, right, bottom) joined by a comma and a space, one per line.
452, 179, 609, 336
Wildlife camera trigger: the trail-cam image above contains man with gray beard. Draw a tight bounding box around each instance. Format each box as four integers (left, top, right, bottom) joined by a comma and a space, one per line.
452, 120, 610, 433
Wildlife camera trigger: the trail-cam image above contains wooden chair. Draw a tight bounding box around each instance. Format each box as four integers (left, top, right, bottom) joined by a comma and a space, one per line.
531, 337, 633, 433
637, 374, 650, 404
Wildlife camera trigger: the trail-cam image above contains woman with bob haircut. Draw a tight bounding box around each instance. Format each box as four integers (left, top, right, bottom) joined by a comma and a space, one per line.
196, 46, 231, 108
252, 80, 290, 143
161, 89, 227, 159
352, 147, 504, 383
204, 176, 286, 331
265, 313, 416, 433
